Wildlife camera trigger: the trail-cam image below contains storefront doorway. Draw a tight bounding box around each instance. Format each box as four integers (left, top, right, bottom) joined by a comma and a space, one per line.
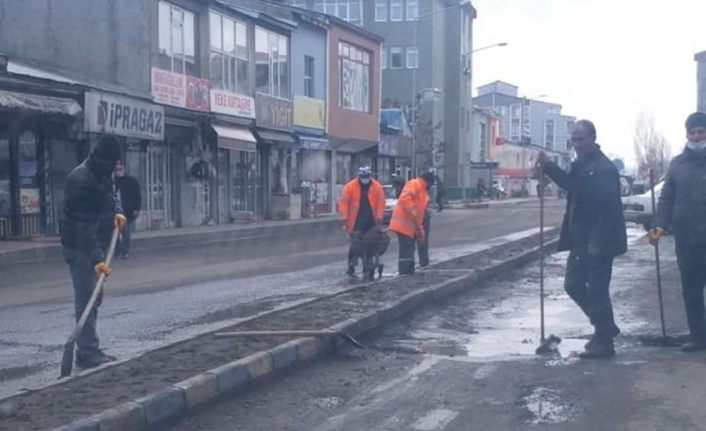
0, 129, 44, 238
125, 140, 173, 231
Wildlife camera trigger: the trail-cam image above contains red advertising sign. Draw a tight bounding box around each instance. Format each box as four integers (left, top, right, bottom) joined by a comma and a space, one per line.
151, 67, 209, 112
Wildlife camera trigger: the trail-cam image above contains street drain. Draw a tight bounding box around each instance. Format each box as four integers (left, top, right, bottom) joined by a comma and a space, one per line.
521, 387, 579, 425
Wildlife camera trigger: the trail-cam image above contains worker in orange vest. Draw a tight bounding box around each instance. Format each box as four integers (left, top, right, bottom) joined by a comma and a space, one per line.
337, 166, 386, 275
389, 171, 435, 274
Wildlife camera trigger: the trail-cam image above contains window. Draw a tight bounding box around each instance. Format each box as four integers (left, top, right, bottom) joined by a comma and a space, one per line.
291, 0, 308, 7
209, 11, 249, 95
158, 1, 197, 75
406, 0, 418, 20
314, 0, 362, 25
390, 47, 403, 69
390, 0, 403, 21
375, 0, 387, 22
304, 55, 314, 97
381, 48, 387, 70
406, 47, 418, 69
338, 41, 370, 112
545, 119, 556, 149
255, 27, 290, 98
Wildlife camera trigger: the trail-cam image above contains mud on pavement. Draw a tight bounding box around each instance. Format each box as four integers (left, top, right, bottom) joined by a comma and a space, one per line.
0, 230, 557, 431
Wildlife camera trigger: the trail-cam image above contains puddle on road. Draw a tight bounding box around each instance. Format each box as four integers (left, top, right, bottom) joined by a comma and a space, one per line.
521, 386, 581, 425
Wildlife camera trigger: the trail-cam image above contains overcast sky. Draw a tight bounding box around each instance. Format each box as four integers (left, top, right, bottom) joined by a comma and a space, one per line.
472, 0, 705, 167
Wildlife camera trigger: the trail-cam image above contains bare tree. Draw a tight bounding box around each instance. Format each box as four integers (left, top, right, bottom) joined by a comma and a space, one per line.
633, 112, 672, 182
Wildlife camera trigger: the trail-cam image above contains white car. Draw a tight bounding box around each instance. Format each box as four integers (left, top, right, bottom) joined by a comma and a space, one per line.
622, 181, 664, 231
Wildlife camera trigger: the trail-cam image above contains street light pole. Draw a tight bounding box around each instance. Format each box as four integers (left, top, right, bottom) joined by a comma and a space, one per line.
411, 3, 466, 177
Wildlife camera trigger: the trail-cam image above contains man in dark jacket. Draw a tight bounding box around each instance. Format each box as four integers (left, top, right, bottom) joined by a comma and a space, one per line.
60, 137, 126, 368
115, 160, 142, 259
537, 119, 627, 359
650, 112, 706, 352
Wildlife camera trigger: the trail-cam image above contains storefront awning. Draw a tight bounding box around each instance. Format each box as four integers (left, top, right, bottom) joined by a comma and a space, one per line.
0, 89, 81, 116
332, 138, 378, 154
212, 124, 257, 152
297, 135, 331, 151
255, 129, 296, 149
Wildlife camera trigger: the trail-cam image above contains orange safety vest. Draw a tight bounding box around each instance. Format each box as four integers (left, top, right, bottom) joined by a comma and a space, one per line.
389, 177, 429, 238
337, 178, 386, 233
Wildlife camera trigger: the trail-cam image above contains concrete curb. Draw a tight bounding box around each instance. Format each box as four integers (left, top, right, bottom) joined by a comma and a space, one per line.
51, 234, 558, 431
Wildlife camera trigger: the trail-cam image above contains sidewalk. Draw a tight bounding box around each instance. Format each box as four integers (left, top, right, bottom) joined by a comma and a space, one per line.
0, 214, 338, 265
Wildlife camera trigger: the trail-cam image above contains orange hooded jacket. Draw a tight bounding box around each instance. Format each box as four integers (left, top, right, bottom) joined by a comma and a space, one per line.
337, 178, 385, 233
389, 177, 429, 238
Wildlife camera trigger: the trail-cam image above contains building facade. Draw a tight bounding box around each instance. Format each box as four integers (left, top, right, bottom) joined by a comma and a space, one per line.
284, 0, 476, 193
696, 51, 706, 113
0, 0, 381, 238
474, 81, 574, 197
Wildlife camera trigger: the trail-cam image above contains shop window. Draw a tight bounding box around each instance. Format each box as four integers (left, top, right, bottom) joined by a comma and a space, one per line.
210, 11, 250, 95
390, 0, 403, 21
304, 55, 315, 98
0, 136, 10, 221
406, 0, 418, 20
255, 26, 290, 98
375, 0, 387, 22
390, 47, 403, 69
406, 47, 418, 69
338, 42, 371, 112
158, 1, 197, 76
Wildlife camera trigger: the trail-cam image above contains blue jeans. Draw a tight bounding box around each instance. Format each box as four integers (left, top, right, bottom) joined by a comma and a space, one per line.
62, 247, 102, 354
118, 218, 136, 256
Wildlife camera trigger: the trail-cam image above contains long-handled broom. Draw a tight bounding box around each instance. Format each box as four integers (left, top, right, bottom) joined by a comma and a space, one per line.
535, 176, 561, 354
59, 226, 120, 378
639, 169, 683, 347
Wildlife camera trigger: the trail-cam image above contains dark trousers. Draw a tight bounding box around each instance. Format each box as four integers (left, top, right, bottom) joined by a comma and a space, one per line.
118, 218, 135, 256
63, 247, 102, 354
675, 241, 706, 342
418, 210, 431, 267
398, 233, 416, 274
564, 250, 620, 339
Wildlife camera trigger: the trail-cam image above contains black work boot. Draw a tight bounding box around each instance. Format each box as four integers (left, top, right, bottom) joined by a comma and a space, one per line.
76, 349, 117, 369
681, 340, 706, 353
585, 326, 620, 350
578, 338, 615, 359
346, 264, 355, 276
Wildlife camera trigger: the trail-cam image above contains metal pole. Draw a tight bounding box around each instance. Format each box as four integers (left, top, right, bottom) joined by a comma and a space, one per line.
649, 168, 667, 337
411, 17, 418, 176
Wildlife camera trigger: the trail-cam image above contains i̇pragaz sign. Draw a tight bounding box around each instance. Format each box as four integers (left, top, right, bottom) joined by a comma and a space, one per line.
84, 91, 165, 141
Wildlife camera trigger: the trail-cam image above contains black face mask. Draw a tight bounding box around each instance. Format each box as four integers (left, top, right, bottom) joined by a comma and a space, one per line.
89, 155, 116, 177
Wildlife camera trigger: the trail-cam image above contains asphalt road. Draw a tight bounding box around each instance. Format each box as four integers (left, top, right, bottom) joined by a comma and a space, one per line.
169, 226, 704, 431
0, 201, 564, 399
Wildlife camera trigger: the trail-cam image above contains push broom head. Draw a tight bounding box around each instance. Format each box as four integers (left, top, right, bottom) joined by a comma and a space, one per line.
535, 334, 562, 355
59, 340, 75, 378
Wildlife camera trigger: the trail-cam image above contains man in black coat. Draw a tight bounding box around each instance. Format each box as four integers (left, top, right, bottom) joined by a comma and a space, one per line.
650, 112, 706, 352
537, 119, 627, 359
115, 160, 142, 259
60, 137, 126, 368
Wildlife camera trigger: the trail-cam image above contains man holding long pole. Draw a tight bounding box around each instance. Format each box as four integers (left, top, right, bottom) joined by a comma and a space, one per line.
536, 120, 627, 359
650, 112, 706, 352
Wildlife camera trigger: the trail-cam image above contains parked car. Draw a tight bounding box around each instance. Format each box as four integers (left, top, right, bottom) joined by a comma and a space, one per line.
622, 180, 664, 231
382, 185, 398, 224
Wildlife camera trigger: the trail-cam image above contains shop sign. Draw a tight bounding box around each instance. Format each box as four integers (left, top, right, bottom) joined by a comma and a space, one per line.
210, 89, 255, 118
293, 96, 325, 130
151, 67, 210, 112
84, 91, 164, 141
20, 188, 40, 214
470, 161, 500, 169
255, 93, 293, 131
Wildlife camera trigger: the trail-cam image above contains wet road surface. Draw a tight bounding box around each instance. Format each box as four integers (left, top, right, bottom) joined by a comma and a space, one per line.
0, 202, 564, 399
168, 226, 706, 431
